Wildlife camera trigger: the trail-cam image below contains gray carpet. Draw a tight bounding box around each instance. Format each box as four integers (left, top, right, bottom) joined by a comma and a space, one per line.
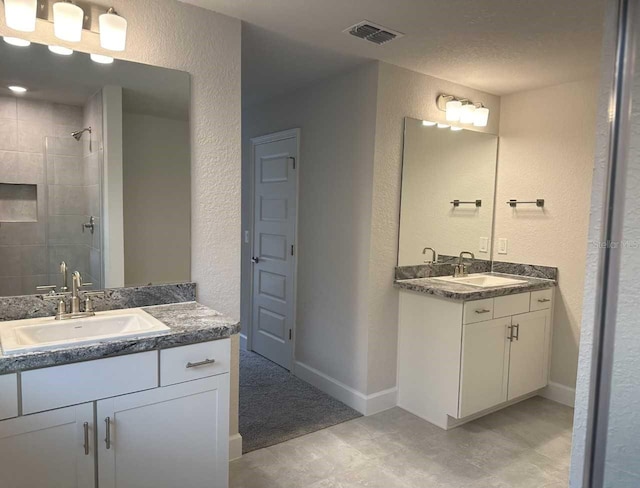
239, 349, 362, 453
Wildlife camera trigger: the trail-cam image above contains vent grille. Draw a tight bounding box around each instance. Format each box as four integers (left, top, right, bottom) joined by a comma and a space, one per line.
344, 21, 404, 45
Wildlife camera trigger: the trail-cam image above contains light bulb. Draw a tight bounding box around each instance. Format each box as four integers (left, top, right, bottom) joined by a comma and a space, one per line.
460, 104, 476, 124
99, 10, 127, 51
473, 107, 490, 127
437, 123, 450, 129
3, 36, 31, 47
422, 120, 436, 127
8, 85, 28, 93
49, 45, 73, 55
90, 53, 114, 64
53, 2, 84, 42
3, 0, 37, 32
445, 100, 462, 122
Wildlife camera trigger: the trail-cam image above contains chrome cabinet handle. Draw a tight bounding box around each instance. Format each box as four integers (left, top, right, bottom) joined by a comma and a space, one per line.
186, 358, 216, 369
105, 417, 111, 450
537, 298, 551, 303
83, 422, 90, 455
475, 309, 491, 314
507, 325, 513, 341
513, 323, 520, 341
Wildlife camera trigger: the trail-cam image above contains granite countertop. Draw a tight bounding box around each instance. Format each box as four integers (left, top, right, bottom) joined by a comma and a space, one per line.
0, 301, 241, 374
394, 272, 555, 301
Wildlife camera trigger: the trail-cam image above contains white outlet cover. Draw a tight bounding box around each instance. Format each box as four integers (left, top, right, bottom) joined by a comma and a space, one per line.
498, 238, 508, 254
479, 237, 489, 253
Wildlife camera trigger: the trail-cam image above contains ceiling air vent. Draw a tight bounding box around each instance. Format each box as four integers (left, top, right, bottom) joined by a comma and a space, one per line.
344, 21, 404, 45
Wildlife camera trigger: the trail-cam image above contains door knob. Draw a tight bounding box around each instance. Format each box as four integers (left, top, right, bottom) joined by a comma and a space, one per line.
251, 257, 260, 264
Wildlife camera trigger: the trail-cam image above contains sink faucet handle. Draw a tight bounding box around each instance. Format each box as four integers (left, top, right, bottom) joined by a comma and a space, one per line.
36, 285, 57, 295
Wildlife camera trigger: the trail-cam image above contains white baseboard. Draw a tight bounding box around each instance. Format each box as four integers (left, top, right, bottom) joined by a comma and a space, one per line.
292, 361, 397, 416
239, 334, 247, 351
539, 381, 576, 407
229, 433, 243, 461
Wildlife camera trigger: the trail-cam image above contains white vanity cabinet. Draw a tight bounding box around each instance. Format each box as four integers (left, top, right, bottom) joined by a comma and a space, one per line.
0, 339, 231, 488
398, 289, 553, 429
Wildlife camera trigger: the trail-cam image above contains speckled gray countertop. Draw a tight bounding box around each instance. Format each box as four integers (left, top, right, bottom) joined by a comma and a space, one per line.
0, 301, 240, 374
394, 272, 555, 301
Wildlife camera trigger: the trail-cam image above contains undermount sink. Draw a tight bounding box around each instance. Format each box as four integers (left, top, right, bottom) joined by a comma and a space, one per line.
430, 273, 528, 288
0, 308, 170, 356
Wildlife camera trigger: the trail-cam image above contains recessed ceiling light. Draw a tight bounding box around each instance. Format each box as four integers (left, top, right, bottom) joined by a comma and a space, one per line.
8, 85, 27, 93
90, 53, 114, 64
3, 36, 31, 47
48, 45, 73, 55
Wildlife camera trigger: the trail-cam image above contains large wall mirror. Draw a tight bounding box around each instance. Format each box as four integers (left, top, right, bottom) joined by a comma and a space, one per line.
398, 117, 498, 266
0, 42, 191, 296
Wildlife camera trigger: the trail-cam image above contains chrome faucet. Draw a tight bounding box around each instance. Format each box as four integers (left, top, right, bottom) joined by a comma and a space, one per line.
42, 271, 104, 320
422, 247, 437, 264
454, 251, 475, 278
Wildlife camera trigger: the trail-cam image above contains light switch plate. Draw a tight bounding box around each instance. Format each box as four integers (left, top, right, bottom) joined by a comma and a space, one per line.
244, 230, 250, 244
498, 238, 508, 255
479, 237, 489, 253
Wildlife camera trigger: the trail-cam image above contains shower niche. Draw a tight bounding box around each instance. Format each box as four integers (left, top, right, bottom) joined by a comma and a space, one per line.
0, 183, 38, 223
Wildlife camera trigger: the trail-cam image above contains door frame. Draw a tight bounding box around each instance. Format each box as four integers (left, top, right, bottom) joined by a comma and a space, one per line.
246, 128, 300, 369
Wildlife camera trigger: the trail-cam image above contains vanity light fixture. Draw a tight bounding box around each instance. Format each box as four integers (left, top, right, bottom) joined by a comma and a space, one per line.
48, 45, 73, 55
90, 53, 114, 64
422, 120, 437, 126
99, 7, 127, 51
3, 36, 30, 46
53, 1, 84, 42
8, 85, 27, 93
437, 94, 490, 126
450, 126, 463, 131
436, 123, 450, 129
3, 0, 37, 32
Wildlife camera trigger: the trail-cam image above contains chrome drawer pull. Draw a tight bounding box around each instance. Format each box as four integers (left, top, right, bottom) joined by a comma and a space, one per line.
513, 323, 520, 341
475, 309, 491, 314
186, 358, 216, 369
507, 325, 514, 341
537, 298, 551, 303
83, 422, 90, 455
105, 417, 111, 450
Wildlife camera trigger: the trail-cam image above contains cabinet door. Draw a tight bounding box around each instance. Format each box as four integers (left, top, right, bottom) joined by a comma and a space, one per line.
458, 318, 511, 418
98, 374, 230, 488
0, 403, 95, 488
508, 310, 550, 400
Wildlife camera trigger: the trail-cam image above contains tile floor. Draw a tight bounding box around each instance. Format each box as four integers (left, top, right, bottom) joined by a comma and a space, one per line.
230, 396, 573, 488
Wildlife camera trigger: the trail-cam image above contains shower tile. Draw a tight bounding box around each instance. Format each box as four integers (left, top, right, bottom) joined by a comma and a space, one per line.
48, 215, 92, 246
21, 274, 49, 296
0, 222, 46, 246
17, 99, 53, 123
53, 155, 84, 185
20, 246, 47, 276
84, 153, 100, 185
17, 120, 48, 154
48, 245, 90, 277
0, 97, 17, 119
0, 247, 21, 276
0, 118, 18, 151
87, 185, 100, 215
0, 151, 44, 184
53, 104, 83, 126
49, 185, 88, 216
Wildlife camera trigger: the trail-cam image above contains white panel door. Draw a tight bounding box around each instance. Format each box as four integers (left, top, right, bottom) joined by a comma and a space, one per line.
508, 310, 550, 400
458, 317, 511, 418
98, 375, 229, 488
0, 403, 95, 488
251, 133, 298, 370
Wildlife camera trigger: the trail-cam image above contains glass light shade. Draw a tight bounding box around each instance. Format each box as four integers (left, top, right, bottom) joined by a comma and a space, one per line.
473, 107, 490, 127
436, 123, 450, 129
53, 2, 84, 42
450, 126, 463, 131
99, 12, 127, 51
90, 53, 114, 64
422, 120, 436, 127
49, 45, 73, 55
8, 85, 27, 93
4, 0, 37, 32
445, 100, 462, 122
3, 36, 31, 46
459, 104, 477, 124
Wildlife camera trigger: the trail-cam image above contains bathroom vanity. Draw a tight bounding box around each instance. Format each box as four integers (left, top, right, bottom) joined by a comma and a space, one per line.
396, 274, 555, 429
0, 301, 239, 488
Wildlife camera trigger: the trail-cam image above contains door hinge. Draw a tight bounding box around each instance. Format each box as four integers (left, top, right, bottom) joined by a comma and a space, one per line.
289, 156, 296, 169
291, 244, 295, 256
289, 329, 292, 340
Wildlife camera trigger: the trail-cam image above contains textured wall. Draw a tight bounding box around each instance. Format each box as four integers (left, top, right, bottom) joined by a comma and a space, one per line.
0, 0, 242, 438
242, 63, 379, 393
368, 63, 500, 394
496, 79, 599, 390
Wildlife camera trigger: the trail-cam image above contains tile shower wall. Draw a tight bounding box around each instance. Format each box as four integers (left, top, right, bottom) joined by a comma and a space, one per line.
0, 95, 102, 296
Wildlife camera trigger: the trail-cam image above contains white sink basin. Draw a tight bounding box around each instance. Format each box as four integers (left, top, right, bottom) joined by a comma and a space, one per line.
430, 274, 528, 288
0, 308, 170, 356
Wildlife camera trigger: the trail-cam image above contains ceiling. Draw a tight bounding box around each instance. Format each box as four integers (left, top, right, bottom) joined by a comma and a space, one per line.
182, 0, 605, 106
0, 41, 190, 120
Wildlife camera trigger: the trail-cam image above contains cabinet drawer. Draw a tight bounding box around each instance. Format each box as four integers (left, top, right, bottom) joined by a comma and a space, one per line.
463, 298, 494, 324
22, 351, 158, 415
494, 293, 530, 318
160, 340, 230, 387
0, 374, 18, 420
530, 289, 553, 311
